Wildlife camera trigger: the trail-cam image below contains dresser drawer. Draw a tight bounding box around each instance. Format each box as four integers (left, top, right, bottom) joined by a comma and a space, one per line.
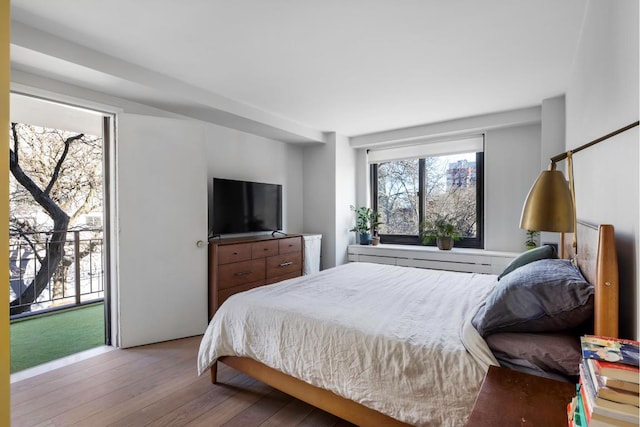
218, 259, 265, 288
266, 253, 302, 278
209, 235, 304, 319
218, 280, 265, 306
218, 244, 251, 264
251, 240, 279, 259
279, 237, 301, 255
265, 271, 300, 285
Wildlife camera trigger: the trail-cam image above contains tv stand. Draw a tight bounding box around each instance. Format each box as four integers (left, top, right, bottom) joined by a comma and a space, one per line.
208, 234, 303, 319
271, 230, 288, 237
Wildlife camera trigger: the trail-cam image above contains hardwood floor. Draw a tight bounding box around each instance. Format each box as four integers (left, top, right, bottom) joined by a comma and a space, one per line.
10, 336, 356, 427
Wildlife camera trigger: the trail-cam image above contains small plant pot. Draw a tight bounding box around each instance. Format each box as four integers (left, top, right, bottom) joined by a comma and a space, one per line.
359, 232, 371, 245
436, 237, 454, 250
371, 236, 380, 246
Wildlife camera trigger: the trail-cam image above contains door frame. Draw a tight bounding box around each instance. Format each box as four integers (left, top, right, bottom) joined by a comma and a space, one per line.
9, 87, 119, 347
102, 114, 115, 346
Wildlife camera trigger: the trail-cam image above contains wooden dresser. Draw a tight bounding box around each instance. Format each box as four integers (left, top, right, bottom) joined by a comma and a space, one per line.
208, 234, 303, 319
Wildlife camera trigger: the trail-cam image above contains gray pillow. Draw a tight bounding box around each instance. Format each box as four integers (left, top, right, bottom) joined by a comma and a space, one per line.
486, 332, 581, 380
498, 244, 557, 280
472, 259, 593, 336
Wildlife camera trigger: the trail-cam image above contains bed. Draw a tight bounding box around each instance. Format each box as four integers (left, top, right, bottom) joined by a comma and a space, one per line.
197, 222, 619, 426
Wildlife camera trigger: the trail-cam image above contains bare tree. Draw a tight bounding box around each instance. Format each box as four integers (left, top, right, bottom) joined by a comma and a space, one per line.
9, 123, 102, 315
377, 156, 477, 238
377, 159, 419, 234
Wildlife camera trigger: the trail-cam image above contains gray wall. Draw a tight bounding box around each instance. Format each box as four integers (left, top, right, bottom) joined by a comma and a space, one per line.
484, 124, 541, 251
303, 138, 336, 269
203, 122, 305, 235
565, 0, 639, 339
539, 95, 567, 246
302, 132, 356, 269
334, 133, 357, 265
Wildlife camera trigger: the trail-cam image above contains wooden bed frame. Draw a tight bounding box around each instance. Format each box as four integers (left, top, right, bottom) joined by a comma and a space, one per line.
561, 222, 619, 338
210, 222, 619, 426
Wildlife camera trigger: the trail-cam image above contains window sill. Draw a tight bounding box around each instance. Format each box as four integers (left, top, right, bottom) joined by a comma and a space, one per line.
347, 244, 520, 274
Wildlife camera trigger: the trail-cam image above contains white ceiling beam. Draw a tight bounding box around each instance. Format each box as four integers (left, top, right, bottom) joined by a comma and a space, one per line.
10, 21, 326, 144
350, 106, 542, 148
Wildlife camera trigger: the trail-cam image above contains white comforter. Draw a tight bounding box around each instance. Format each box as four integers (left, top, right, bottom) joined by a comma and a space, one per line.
198, 262, 498, 426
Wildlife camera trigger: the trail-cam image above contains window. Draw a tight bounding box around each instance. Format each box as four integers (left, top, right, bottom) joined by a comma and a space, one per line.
369, 136, 484, 248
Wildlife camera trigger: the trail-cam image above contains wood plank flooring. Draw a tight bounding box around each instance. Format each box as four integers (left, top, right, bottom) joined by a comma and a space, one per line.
10, 336, 356, 427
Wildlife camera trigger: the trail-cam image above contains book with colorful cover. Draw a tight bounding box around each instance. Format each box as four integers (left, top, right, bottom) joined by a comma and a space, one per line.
571, 387, 588, 427
583, 359, 640, 407
578, 381, 638, 426
590, 412, 639, 427
599, 370, 640, 394
581, 335, 640, 367
579, 378, 593, 425
580, 364, 640, 424
586, 357, 640, 385
567, 385, 584, 427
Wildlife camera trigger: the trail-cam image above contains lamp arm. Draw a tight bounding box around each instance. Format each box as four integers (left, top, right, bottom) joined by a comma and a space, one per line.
550, 121, 639, 163
567, 152, 577, 250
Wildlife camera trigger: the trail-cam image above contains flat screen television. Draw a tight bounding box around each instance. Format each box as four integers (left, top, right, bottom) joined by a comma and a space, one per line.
212, 178, 283, 234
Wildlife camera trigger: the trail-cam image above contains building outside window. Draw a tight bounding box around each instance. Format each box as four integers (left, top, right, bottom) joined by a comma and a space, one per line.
369, 135, 484, 248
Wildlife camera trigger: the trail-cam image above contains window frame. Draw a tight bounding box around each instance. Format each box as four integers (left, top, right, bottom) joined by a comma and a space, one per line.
370, 151, 484, 249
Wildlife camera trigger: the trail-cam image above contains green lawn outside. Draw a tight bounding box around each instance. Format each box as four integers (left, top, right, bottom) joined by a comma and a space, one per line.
10, 303, 105, 373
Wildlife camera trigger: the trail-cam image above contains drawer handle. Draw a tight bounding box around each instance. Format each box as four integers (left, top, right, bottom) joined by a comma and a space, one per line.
233, 252, 239, 255
264, 248, 269, 251
279, 261, 293, 267
235, 271, 252, 276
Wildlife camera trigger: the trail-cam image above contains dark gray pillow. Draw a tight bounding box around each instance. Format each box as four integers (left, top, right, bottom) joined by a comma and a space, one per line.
498, 244, 557, 280
486, 332, 581, 380
472, 259, 593, 336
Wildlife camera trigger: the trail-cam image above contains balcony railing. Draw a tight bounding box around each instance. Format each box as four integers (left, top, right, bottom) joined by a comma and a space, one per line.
9, 228, 104, 319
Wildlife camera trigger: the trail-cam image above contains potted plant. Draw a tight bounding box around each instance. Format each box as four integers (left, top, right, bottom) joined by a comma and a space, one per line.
370, 210, 383, 246
420, 215, 460, 250
350, 205, 374, 245
525, 230, 539, 250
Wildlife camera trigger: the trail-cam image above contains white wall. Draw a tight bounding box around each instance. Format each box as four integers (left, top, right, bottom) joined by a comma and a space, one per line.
541, 95, 566, 167
565, 0, 639, 339
302, 132, 356, 269
203, 122, 304, 235
303, 138, 336, 269
484, 124, 541, 251
539, 95, 567, 246
334, 133, 357, 265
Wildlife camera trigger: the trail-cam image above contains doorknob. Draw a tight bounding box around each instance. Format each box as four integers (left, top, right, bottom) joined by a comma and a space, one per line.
196, 240, 205, 248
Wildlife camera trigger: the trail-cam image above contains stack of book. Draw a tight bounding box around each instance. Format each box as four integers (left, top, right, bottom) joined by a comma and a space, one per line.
568, 335, 640, 427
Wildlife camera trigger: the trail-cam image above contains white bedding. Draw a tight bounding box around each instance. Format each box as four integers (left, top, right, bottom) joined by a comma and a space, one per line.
198, 262, 498, 426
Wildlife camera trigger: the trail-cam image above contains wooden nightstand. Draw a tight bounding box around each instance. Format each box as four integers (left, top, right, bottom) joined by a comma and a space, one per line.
466, 366, 576, 426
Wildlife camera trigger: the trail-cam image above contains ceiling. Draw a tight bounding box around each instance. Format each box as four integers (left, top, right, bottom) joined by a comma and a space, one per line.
10, 0, 587, 142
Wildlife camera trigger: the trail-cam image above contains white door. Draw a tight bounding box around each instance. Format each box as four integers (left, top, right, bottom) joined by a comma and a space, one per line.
116, 114, 208, 348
